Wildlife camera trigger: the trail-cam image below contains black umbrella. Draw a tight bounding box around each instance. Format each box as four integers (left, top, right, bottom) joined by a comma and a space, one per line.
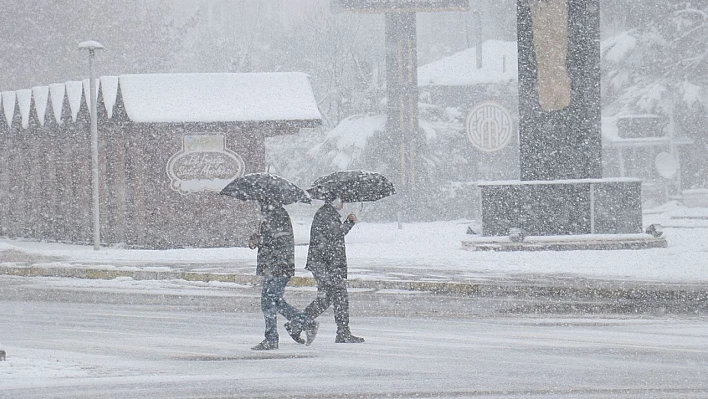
220, 173, 311, 205
307, 170, 396, 203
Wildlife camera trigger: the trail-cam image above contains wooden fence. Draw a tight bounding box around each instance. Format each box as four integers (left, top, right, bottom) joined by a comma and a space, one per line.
0, 80, 270, 249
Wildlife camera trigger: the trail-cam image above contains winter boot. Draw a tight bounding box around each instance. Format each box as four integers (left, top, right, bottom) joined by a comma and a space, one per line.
284, 322, 305, 344
305, 321, 319, 346
335, 329, 365, 344
251, 340, 278, 351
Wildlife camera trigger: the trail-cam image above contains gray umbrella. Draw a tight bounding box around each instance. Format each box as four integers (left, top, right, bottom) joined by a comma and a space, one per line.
220, 173, 310, 205
307, 170, 396, 203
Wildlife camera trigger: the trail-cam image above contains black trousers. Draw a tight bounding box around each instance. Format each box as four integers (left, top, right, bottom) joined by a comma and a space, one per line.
304, 271, 350, 334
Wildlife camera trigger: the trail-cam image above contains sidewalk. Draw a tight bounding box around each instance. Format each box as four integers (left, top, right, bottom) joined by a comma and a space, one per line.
2, 203, 707, 301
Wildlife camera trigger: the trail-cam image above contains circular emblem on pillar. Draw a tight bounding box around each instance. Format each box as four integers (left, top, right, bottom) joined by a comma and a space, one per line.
465, 101, 513, 153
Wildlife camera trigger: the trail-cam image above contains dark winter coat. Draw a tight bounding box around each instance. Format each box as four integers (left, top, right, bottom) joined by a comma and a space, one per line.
305, 203, 355, 280
256, 205, 295, 278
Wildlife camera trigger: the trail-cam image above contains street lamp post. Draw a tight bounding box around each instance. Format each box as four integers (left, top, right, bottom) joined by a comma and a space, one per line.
79, 40, 104, 251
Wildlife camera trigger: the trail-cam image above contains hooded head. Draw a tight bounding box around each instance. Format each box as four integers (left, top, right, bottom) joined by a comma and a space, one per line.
325, 192, 344, 210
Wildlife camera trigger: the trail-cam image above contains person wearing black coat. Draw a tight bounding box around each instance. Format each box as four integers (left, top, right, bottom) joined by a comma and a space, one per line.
250, 200, 319, 351
285, 195, 364, 344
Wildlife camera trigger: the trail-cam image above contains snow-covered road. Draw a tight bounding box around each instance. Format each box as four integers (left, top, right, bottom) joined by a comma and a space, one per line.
1, 276, 706, 398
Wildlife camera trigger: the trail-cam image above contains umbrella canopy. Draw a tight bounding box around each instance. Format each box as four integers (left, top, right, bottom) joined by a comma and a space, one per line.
220, 173, 310, 205
307, 170, 396, 203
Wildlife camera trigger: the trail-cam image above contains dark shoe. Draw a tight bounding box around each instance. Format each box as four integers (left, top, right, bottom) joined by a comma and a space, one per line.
284, 322, 305, 344
305, 321, 319, 346
251, 340, 278, 351
335, 333, 365, 343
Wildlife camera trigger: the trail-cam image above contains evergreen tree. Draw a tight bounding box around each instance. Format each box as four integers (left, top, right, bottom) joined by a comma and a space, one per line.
602, 0, 708, 188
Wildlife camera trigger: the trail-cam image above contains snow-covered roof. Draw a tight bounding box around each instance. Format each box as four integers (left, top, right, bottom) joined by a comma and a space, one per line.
48, 83, 65, 124
16, 89, 32, 129
65, 80, 84, 122
100, 76, 119, 119
2, 72, 322, 128
418, 40, 518, 87
32, 86, 49, 125
118, 73, 322, 123
1, 91, 14, 127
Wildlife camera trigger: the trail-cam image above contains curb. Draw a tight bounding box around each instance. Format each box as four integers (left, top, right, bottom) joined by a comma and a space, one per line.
2, 265, 707, 303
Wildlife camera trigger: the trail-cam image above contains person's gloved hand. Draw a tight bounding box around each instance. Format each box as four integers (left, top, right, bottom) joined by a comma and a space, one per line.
247, 233, 261, 249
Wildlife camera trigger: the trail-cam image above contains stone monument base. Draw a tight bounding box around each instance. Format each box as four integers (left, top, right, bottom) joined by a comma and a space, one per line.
462, 233, 666, 252
478, 178, 643, 236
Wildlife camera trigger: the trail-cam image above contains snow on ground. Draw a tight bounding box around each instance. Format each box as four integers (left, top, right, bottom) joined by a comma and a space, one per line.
0, 203, 707, 397
1, 203, 707, 284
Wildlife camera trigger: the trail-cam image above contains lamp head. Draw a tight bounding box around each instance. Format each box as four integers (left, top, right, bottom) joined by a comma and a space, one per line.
78, 41, 105, 52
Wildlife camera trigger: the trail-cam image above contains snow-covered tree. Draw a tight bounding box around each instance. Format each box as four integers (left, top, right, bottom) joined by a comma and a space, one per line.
178, 3, 385, 128
177, 1, 290, 74
278, 9, 386, 126
268, 101, 487, 222
601, 0, 708, 188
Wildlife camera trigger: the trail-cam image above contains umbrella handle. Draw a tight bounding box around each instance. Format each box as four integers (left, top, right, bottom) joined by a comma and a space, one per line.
248, 220, 262, 250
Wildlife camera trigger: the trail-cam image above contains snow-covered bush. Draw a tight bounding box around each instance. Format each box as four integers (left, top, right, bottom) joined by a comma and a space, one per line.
267, 102, 485, 222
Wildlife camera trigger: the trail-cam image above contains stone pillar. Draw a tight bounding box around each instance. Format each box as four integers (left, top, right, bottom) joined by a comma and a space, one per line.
478, 0, 643, 237
517, 0, 602, 181
385, 12, 418, 192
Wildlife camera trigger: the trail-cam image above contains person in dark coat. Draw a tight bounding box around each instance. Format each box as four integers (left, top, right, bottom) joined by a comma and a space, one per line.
251, 200, 319, 351
285, 193, 364, 344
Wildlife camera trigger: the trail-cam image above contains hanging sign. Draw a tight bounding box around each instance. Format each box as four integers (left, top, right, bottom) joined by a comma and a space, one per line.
166, 135, 245, 195
465, 101, 513, 153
